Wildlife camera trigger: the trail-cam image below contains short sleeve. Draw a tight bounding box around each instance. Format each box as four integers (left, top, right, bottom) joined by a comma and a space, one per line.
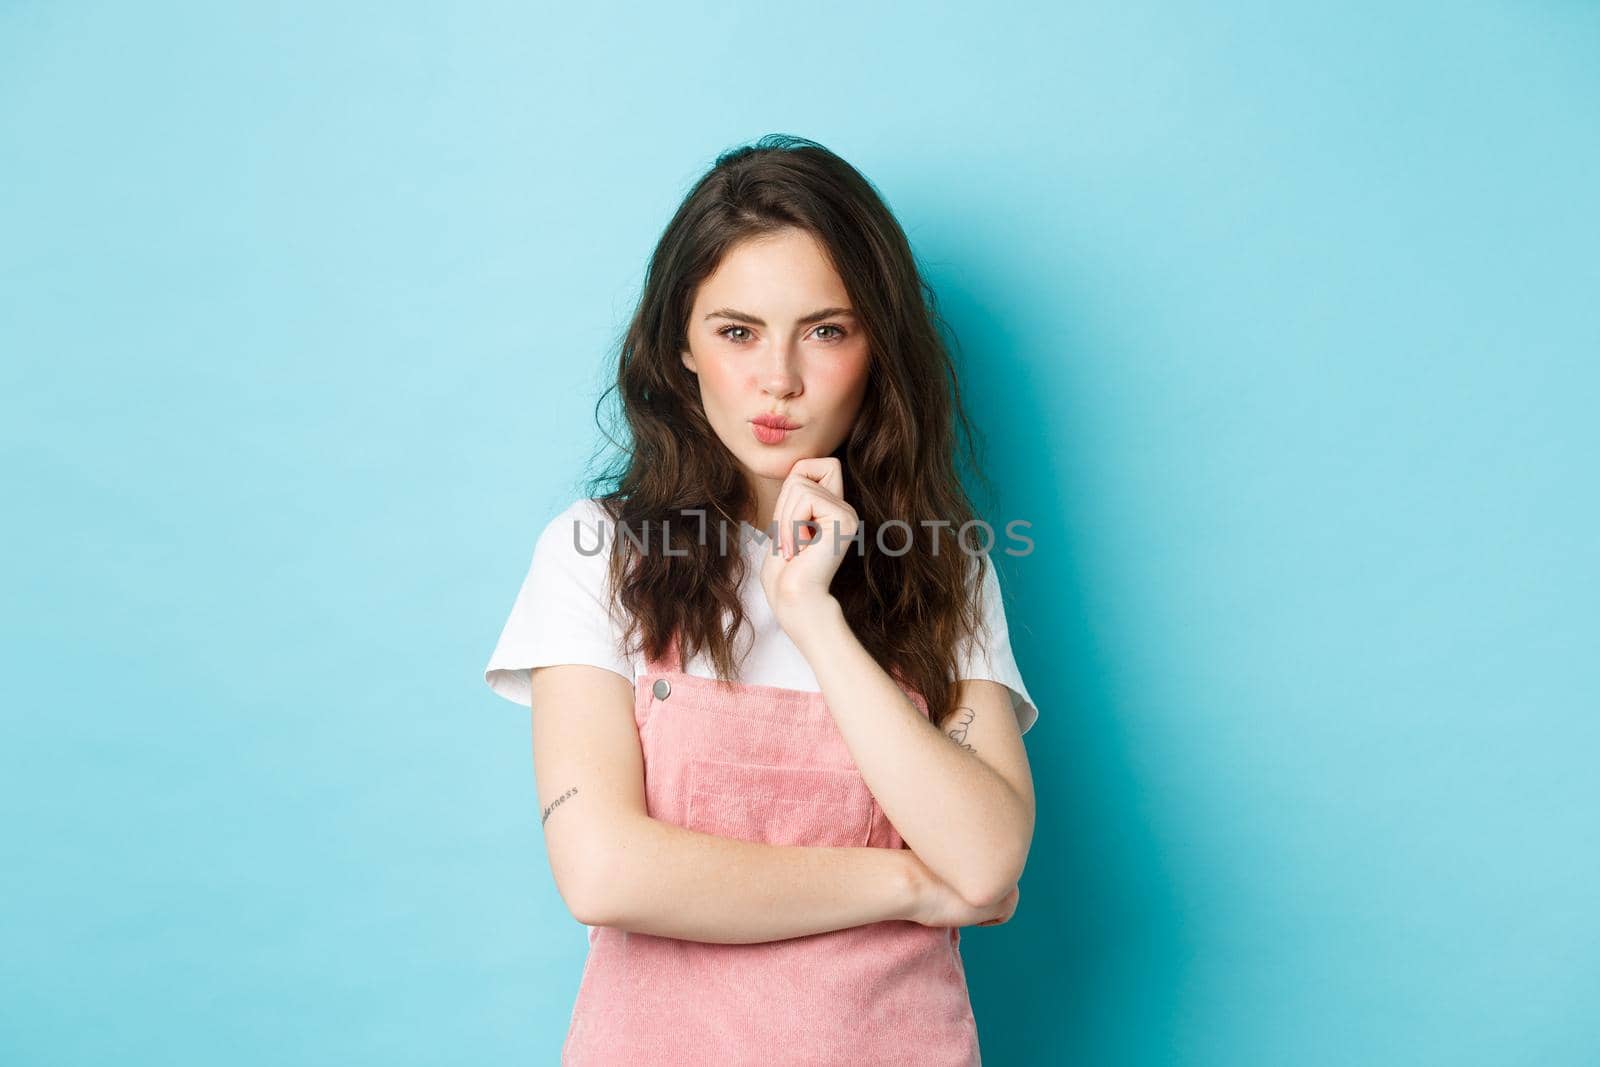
954, 554, 1039, 735
482, 499, 634, 708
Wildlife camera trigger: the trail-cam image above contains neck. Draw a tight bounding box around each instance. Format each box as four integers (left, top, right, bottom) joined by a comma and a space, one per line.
747, 477, 784, 535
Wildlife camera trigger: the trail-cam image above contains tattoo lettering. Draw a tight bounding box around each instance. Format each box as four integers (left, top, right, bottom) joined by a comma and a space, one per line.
947, 707, 977, 754
541, 786, 579, 825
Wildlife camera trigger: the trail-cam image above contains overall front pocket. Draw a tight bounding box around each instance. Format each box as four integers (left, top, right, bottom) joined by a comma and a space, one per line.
684, 758, 875, 848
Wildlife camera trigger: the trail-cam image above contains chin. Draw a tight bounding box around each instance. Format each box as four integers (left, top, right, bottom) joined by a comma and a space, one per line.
748, 457, 795, 479
729, 448, 790, 476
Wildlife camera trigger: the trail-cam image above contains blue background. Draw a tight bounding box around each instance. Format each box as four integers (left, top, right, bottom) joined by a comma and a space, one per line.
3, 2, 1596, 1063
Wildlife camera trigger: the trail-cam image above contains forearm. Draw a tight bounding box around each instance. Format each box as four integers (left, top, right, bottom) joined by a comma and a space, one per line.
791, 599, 1032, 906
571, 813, 916, 944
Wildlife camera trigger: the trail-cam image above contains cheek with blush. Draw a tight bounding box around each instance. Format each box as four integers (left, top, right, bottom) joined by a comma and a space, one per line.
692, 355, 745, 419
810, 356, 864, 396
813, 354, 871, 424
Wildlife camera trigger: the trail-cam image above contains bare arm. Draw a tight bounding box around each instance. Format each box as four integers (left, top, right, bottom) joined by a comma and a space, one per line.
760, 458, 1036, 910
528, 662, 1011, 944
786, 599, 1037, 910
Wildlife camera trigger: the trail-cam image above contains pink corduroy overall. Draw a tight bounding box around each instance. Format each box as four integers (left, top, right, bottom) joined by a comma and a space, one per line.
561, 630, 982, 1066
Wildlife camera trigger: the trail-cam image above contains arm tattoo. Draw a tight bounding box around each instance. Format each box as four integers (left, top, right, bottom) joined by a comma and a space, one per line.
541, 786, 579, 825
946, 707, 977, 754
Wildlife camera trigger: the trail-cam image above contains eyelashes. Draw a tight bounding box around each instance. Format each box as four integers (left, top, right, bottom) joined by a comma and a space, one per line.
716, 324, 850, 345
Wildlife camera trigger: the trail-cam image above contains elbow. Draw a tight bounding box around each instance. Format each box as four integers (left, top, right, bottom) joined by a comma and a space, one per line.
550, 852, 599, 925
558, 866, 614, 927
549, 824, 639, 927
556, 851, 628, 927
952, 839, 1031, 911
954, 872, 1018, 912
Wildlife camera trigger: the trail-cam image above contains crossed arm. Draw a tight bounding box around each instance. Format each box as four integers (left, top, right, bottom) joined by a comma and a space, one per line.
528, 654, 1033, 944
787, 596, 1036, 910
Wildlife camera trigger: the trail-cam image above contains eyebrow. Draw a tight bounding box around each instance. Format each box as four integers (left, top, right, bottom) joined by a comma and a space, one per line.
703, 306, 856, 327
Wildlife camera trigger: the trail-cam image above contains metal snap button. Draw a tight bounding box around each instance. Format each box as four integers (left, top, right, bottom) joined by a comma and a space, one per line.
652, 678, 671, 700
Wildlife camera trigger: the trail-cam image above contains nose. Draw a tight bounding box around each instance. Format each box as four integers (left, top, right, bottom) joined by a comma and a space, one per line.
760, 341, 803, 399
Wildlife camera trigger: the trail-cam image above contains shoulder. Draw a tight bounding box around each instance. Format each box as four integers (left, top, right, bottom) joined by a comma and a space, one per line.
539, 496, 612, 540
534, 497, 613, 559
965, 550, 1004, 633
482, 497, 634, 704
520, 497, 619, 600
953, 549, 1039, 735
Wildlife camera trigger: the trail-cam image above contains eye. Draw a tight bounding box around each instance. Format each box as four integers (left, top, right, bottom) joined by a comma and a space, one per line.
716, 323, 850, 344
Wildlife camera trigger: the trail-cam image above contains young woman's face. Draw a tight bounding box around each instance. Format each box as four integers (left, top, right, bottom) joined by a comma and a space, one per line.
681, 227, 871, 497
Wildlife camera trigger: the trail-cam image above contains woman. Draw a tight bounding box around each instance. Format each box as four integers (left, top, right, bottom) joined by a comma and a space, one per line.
483, 134, 1039, 1065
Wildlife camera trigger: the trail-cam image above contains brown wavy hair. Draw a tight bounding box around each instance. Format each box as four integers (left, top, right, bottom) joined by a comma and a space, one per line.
580, 133, 995, 729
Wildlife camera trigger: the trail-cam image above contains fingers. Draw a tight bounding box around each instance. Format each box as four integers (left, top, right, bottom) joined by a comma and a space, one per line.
772, 458, 854, 560
775, 475, 822, 560
772, 478, 793, 558
789, 456, 844, 499
775, 479, 813, 560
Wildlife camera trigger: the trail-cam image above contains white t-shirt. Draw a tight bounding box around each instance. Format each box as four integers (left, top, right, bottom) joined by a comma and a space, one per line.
483, 497, 1038, 735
